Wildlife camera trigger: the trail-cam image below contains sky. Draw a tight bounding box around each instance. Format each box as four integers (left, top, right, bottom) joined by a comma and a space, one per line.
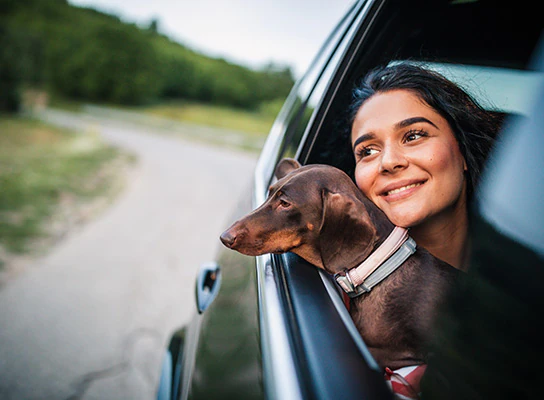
68, 0, 355, 78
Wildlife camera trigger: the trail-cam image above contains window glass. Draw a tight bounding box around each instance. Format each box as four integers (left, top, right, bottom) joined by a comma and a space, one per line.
393, 61, 544, 116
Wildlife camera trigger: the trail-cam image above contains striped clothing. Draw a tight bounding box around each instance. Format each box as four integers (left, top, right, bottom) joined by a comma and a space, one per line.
384, 364, 427, 400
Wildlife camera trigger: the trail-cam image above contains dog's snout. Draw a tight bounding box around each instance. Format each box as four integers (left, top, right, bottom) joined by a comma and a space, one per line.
220, 229, 237, 248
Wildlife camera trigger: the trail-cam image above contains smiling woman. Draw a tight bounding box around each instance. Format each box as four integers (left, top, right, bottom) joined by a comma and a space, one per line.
348, 63, 503, 270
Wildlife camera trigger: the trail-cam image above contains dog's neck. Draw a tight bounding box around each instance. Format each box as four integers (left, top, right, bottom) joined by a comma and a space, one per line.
315, 189, 397, 276
348, 190, 397, 266
362, 194, 396, 247
323, 193, 416, 296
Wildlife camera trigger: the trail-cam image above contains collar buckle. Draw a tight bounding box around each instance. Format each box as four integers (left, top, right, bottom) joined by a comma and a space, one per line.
334, 228, 417, 298
335, 270, 370, 298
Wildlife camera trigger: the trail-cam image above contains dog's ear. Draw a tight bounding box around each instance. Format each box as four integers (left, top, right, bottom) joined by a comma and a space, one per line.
318, 190, 377, 274
275, 158, 301, 179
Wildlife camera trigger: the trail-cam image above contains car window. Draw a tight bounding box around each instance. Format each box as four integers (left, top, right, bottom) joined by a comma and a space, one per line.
394, 61, 544, 116
304, 0, 542, 178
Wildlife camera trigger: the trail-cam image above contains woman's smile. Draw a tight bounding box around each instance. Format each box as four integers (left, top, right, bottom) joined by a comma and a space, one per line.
379, 179, 426, 199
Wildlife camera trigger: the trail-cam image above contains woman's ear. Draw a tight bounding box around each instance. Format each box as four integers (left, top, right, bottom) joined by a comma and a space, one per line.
275, 158, 301, 179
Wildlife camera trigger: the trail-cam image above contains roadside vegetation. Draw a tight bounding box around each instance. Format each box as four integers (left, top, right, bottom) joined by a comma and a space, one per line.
0, 116, 135, 271
0, 0, 295, 268
49, 95, 282, 141
1, 0, 295, 112
140, 99, 283, 135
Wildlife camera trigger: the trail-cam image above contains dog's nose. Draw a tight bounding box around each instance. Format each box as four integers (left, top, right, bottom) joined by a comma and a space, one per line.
220, 230, 236, 248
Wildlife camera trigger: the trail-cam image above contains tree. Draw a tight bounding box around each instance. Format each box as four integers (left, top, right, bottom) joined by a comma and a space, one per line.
148, 18, 159, 34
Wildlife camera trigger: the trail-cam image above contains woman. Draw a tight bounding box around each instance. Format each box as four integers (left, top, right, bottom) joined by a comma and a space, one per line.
348, 63, 501, 270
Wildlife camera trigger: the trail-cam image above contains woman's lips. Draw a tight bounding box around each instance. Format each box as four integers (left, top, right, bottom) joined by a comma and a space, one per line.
380, 180, 426, 200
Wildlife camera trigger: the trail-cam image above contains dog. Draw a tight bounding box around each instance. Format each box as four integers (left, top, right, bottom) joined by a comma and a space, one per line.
220, 158, 459, 373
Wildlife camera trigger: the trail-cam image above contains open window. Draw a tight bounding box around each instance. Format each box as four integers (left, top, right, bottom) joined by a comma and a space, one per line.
268, 0, 542, 397
302, 0, 542, 178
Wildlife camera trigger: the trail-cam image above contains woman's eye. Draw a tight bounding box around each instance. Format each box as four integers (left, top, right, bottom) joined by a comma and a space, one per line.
355, 146, 379, 159
405, 129, 427, 142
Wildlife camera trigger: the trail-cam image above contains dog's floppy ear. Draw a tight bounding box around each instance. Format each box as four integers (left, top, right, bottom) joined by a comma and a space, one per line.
275, 158, 301, 179
318, 190, 377, 274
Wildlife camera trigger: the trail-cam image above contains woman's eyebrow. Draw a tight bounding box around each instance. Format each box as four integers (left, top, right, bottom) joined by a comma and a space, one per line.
395, 116, 438, 130
352, 117, 438, 150
352, 132, 375, 150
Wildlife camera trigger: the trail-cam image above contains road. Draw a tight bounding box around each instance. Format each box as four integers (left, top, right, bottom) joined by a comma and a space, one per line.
0, 109, 258, 399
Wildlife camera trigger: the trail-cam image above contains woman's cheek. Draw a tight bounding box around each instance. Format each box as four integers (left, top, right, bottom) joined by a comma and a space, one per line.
355, 167, 373, 198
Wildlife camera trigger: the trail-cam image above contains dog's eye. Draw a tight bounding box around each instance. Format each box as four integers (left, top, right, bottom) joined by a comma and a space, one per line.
278, 199, 291, 208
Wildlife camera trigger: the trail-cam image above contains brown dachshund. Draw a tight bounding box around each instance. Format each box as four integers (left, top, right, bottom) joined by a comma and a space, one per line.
220, 158, 459, 371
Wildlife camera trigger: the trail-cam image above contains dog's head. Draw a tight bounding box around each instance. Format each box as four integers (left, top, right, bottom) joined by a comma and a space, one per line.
220, 158, 391, 274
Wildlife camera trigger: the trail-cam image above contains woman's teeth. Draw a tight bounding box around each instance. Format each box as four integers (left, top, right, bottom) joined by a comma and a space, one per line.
386, 183, 421, 196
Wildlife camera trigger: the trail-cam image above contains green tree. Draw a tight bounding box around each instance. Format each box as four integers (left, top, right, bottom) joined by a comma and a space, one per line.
1, 0, 295, 110
0, 23, 44, 112
148, 18, 159, 34
50, 23, 161, 104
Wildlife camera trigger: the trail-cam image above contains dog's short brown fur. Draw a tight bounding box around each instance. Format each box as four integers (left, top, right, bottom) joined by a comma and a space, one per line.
220, 158, 459, 370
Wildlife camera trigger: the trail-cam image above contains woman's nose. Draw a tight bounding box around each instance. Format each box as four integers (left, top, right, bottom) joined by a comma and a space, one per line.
379, 144, 408, 173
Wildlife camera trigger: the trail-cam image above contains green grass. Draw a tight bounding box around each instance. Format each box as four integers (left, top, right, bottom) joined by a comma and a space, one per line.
0, 116, 134, 259
51, 93, 282, 137
140, 100, 280, 136
49, 96, 283, 152
47, 92, 85, 113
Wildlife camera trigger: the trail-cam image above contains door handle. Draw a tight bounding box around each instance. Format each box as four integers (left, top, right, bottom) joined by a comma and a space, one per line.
195, 262, 222, 313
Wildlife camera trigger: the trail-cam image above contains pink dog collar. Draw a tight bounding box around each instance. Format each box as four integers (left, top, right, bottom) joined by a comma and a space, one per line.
335, 227, 416, 298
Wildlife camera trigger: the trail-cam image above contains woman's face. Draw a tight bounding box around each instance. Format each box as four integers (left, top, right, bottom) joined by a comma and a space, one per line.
351, 89, 467, 228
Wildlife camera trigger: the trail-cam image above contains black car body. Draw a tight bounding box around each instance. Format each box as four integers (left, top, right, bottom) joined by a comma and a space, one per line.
157, 1, 543, 399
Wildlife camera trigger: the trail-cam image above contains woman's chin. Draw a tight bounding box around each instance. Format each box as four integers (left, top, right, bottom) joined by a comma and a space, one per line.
386, 211, 425, 229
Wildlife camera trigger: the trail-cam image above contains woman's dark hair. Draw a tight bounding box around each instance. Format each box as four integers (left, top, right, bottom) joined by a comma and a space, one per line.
348, 63, 502, 201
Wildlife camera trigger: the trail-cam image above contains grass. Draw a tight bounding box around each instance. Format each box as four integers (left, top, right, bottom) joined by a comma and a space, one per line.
0, 115, 134, 263
50, 92, 281, 138
140, 100, 279, 136
49, 96, 283, 152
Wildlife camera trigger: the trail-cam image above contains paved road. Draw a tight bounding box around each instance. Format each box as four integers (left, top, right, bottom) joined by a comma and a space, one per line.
0, 109, 258, 400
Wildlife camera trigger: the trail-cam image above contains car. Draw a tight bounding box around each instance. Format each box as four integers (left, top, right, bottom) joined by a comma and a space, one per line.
157, 0, 543, 399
